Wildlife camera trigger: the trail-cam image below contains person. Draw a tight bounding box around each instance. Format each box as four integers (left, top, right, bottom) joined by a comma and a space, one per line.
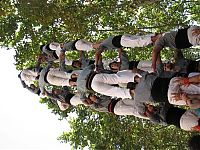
152, 26, 200, 71
172, 49, 200, 75
188, 135, 200, 150
109, 50, 174, 75
94, 33, 161, 70
40, 42, 73, 67
71, 51, 95, 69
19, 75, 41, 95
132, 70, 173, 117
44, 87, 82, 111
168, 73, 200, 108
87, 94, 148, 119
108, 50, 139, 72
132, 70, 200, 117
145, 103, 200, 132
77, 65, 140, 100
38, 62, 81, 94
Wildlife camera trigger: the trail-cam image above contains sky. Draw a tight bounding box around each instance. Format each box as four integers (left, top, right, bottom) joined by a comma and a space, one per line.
0, 48, 71, 150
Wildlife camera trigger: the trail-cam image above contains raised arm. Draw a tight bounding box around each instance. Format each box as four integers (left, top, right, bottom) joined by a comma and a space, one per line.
152, 47, 162, 72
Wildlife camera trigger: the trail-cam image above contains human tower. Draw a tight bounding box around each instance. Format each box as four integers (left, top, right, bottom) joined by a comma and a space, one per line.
19, 26, 200, 132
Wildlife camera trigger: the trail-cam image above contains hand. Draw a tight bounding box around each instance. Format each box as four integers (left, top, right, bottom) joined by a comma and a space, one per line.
171, 93, 181, 101
192, 28, 200, 36
171, 92, 187, 101
59, 53, 65, 61
180, 93, 189, 102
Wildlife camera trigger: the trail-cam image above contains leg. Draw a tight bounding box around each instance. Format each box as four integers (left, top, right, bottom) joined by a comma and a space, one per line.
180, 109, 200, 131
114, 98, 148, 119
94, 70, 137, 85
75, 39, 93, 51
121, 34, 153, 48
47, 69, 70, 86
91, 76, 132, 99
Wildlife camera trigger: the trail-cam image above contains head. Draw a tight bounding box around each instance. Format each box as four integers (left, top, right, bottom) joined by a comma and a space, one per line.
88, 94, 97, 102
109, 61, 120, 71
72, 60, 82, 68
69, 78, 77, 86
83, 98, 95, 105
163, 62, 174, 71
188, 135, 200, 150
127, 82, 138, 90
134, 75, 141, 83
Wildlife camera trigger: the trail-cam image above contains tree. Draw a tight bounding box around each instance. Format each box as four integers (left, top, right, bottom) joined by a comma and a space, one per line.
1, 0, 200, 149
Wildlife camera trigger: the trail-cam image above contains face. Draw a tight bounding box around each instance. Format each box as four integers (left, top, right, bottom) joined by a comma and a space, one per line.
84, 98, 94, 105
73, 61, 81, 68
134, 75, 141, 83
89, 95, 97, 102
110, 63, 120, 70
164, 63, 173, 71
69, 81, 76, 86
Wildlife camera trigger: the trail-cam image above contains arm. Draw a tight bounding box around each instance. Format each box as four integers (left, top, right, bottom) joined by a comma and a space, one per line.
95, 51, 102, 71
152, 47, 162, 72
182, 94, 200, 109
79, 50, 83, 62
117, 47, 123, 64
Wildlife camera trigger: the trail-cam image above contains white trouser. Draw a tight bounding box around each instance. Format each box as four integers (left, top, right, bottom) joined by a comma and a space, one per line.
47, 69, 71, 86
47, 69, 81, 86
187, 26, 200, 46
114, 98, 149, 119
75, 39, 93, 51
20, 69, 39, 83
168, 76, 200, 106
137, 60, 153, 73
120, 34, 153, 48
180, 109, 199, 131
91, 70, 139, 98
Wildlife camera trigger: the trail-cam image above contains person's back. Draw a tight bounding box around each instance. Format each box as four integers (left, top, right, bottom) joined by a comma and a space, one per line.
188, 135, 200, 150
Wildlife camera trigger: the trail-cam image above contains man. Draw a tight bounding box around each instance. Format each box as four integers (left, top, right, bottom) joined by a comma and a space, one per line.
168, 73, 200, 107
19, 75, 41, 95
87, 94, 148, 119
77, 65, 139, 100
145, 103, 200, 132
108, 50, 139, 72
173, 49, 200, 75
132, 71, 172, 117
94, 33, 161, 70
45, 91, 85, 111
188, 135, 200, 150
152, 26, 200, 71
132, 70, 200, 117
38, 62, 81, 94
71, 51, 95, 69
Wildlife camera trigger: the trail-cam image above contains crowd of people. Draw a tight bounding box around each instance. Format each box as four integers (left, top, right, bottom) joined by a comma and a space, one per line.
18, 26, 200, 134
